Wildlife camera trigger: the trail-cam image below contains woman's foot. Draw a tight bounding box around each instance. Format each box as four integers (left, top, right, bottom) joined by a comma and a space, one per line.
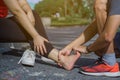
58, 52, 80, 70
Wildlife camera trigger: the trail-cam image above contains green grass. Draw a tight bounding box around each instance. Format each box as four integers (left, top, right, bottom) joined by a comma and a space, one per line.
51, 17, 91, 27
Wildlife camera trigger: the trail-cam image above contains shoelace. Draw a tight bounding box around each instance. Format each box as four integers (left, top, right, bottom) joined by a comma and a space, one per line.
94, 57, 103, 64
25, 52, 35, 59
88, 58, 105, 67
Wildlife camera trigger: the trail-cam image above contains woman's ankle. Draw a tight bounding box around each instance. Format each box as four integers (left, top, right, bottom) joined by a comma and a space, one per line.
48, 48, 59, 62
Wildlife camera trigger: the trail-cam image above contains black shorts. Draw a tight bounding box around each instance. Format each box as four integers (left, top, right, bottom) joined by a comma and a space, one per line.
108, 0, 120, 16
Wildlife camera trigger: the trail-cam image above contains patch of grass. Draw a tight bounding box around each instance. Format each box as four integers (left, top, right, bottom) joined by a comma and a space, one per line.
51, 17, 91, 27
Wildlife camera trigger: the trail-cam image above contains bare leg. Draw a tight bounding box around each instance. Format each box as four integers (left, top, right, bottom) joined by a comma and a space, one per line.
94, 0, 107, 34
48, 49, 59, 62
94, 0, 115, 56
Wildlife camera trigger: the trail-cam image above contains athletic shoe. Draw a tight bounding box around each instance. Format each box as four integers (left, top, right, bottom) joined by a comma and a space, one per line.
81, 58, 102, 70
79, 60, 120, 77
18, 49, 36, 66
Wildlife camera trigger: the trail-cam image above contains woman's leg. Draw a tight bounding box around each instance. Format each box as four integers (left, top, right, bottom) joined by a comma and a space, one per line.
32, 11, 54, 54
0, 18, 29, 42
0, 11, 74, 69
30, 11, 80, 67
0, 12, 59, 63
32, 11, 59, 62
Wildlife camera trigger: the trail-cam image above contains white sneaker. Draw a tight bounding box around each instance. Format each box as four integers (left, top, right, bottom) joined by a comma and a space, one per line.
18, 49, 36, 66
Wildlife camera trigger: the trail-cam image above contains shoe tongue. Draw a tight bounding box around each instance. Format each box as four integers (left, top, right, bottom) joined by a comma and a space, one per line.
92, 58, 104, 66
95, 58, 102, 63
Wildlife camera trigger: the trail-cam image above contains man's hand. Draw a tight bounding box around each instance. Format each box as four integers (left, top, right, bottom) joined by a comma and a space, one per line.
58, 47, 72, 58
33, 35, 49, 55
58, 46, 72, 66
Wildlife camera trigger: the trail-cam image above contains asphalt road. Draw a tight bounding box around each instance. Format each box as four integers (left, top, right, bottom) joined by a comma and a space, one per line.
0, 26, 120, 80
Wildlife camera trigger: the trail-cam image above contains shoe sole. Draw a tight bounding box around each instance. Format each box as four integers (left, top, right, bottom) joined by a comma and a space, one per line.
80, 70, 120, 77
21, 61, 34, 67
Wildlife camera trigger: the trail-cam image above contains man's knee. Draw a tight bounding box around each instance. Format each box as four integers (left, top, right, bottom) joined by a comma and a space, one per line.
94, 0, 107, 13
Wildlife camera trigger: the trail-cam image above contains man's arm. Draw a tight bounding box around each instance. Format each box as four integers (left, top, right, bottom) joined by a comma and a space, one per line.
18, 0, 35, 26
59, 20, 98, 56
66, 20, 97, 49
87, 0, 120, 53
87, 15, 120, 52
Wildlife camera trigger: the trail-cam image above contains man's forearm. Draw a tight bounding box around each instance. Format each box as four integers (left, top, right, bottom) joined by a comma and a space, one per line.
67, 20, 97, 48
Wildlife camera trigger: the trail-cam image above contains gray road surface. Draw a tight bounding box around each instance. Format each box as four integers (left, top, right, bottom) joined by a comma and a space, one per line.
0, 26, 120, 80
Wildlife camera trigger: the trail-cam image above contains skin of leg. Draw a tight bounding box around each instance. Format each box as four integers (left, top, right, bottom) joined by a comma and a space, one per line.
94, 0, 107, 56
87, 15, 120, 56
94, 0, 108, 34
93, 0, 115, 56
